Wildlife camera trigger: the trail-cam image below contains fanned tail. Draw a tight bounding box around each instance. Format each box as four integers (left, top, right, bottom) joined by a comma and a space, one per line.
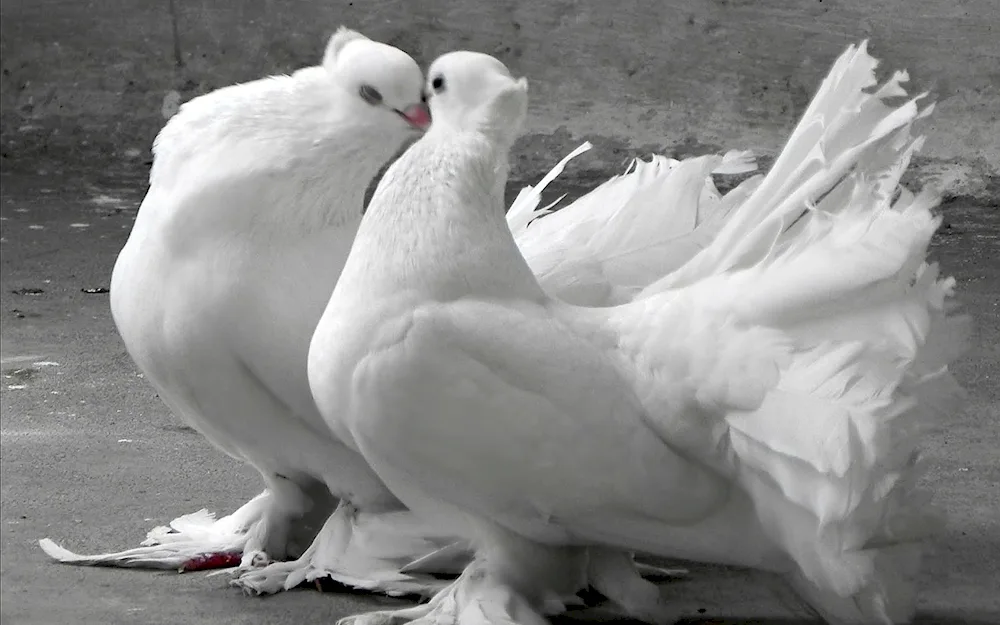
659, 41, 972, 624
646, 40, 933, 294
511, 143, 759, 306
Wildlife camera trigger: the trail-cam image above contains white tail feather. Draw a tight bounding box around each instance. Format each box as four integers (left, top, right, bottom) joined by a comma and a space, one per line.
512, 145, 759, 306
657, 42, 970, 623
506, 141, 593, 233
37, 537, 227, 570
644, 42, 934, 294
38, 493, 273, 570
595, 41, 968, 624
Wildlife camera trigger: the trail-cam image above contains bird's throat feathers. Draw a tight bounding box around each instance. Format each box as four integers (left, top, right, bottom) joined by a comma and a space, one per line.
344, 130, 545, 302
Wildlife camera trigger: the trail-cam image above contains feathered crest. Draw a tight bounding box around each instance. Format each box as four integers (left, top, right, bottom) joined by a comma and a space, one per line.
323, 26, 369, 71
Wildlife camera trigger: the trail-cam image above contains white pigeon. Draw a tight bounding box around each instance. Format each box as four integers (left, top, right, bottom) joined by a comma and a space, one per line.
37, 27, 754, 596
309, 43, 969, 625
39, 27, 452, 596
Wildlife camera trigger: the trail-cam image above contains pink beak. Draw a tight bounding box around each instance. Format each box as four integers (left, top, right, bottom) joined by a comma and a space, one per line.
399, 103, 431, 130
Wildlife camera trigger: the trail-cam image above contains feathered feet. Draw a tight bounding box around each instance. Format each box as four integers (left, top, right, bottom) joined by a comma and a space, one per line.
399, 541, 688, 581
336, 541, 688, 625
230, 500, 450, 597
337, 560, 552, 625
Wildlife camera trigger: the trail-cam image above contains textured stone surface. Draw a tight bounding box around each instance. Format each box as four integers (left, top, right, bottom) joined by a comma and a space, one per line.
2, 1, 998, 197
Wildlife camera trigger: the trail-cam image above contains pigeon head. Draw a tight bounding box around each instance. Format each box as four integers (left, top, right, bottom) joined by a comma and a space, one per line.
423, 51, 528, 145
323, 27, 431, 131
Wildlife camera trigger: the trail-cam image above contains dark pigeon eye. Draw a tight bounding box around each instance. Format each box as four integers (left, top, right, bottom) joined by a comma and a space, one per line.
359, 84, 382, 105
431, 75, 445, 93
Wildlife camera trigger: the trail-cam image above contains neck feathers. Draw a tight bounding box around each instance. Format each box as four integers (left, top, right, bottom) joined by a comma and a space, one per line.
346, 130, 545, 302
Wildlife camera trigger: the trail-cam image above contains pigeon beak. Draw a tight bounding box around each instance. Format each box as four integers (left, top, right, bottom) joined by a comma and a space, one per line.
397, 102, 431, 131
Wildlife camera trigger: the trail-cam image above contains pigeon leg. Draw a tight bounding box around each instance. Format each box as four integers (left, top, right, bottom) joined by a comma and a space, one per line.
236, 472, 313, 571
338, 561, 549, 625
232, 500, 447, 597
232, 499, 352, 594
338, 525, 586, 625
588, 547, 687, 624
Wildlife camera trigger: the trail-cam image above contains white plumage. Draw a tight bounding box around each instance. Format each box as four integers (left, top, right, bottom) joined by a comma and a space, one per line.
39, 28, 743, 596
508, 143, 758, 306
309, 43, 968, 625
40, 27, 451, 596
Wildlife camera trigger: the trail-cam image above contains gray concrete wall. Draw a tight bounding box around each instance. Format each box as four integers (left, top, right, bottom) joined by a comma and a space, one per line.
2, 0, 997, 198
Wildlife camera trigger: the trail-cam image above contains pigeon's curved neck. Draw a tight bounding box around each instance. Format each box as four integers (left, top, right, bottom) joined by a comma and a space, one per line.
243, 72, 409, 233
344, 130, 546, 302
147, 68, 413, 245
295, 121, 405, 229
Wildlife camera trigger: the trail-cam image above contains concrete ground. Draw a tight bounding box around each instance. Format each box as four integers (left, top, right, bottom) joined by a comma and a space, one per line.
0, 159, 998, 625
